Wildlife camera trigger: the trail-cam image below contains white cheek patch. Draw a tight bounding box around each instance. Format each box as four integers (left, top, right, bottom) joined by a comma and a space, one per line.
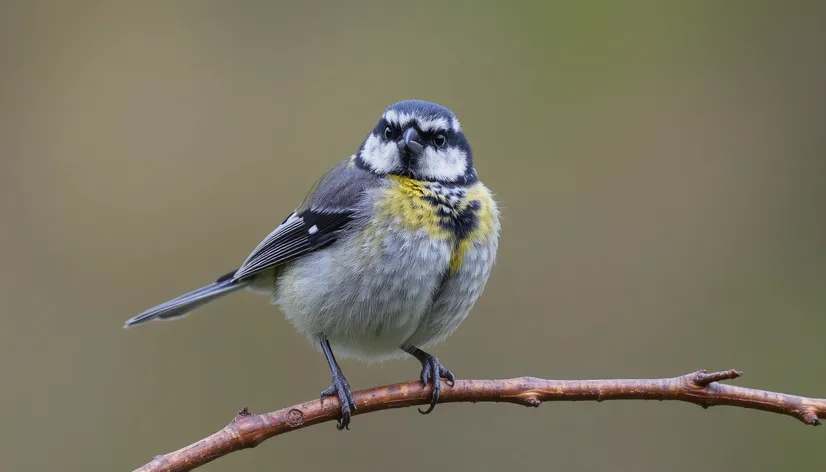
417, 147, 468, 182
360, 134, 401, 174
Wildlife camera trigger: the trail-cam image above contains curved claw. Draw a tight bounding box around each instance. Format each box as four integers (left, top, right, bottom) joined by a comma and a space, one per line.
418, 363, 440, 414
416, 355, 454, 415
321, 374, 357, 430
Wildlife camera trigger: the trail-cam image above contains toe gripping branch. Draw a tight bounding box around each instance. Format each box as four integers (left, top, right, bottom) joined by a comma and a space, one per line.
320, 340, 357, 430
403, 346, 456, 414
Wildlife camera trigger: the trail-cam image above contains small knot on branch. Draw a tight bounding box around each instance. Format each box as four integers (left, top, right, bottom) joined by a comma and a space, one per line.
286, 409, 305, 427
693, 369, 743, 387
226, 410, 269, 449
233, 407, 252, 422
519, 393, 542, 407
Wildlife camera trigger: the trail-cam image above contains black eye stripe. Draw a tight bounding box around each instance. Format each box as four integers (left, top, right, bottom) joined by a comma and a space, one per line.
376, 119, 400, 140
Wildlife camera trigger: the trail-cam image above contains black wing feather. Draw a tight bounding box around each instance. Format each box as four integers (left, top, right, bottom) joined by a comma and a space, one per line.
231, 209, 353, 281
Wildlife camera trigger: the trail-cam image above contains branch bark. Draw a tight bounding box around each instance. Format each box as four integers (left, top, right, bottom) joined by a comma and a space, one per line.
133, 369, 825, 472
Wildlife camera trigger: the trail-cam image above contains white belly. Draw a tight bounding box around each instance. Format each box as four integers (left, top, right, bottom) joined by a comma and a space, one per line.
404, 238, 498, 348
273, 226, 453, 362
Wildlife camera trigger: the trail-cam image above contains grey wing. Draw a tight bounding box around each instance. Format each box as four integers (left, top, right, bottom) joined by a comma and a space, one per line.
232, 158, 380, 281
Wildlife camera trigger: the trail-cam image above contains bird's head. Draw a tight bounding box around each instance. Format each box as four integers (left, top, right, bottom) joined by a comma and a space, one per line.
356, 100, 476, 185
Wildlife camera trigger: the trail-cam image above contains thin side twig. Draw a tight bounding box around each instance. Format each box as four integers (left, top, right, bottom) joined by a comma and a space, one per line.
133, 369, 826, 472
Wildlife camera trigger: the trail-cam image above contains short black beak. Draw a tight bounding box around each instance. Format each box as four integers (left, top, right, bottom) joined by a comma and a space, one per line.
400, 128, 424, 156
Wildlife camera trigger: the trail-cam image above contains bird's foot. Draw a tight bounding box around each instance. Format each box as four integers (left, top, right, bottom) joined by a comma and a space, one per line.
417, 353, 455, 415
320, 371, 357, 430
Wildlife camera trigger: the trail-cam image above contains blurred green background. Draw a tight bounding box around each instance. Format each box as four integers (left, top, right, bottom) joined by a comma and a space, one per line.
1, 1, 825, 471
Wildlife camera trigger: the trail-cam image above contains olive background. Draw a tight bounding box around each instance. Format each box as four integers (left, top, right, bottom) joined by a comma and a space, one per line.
1, 2, 825, 471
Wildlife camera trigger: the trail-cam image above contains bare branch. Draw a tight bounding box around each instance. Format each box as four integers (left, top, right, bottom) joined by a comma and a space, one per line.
133, 370, 826, 472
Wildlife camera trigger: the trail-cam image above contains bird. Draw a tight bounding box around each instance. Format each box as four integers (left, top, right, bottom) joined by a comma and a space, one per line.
124, 100, 500, 429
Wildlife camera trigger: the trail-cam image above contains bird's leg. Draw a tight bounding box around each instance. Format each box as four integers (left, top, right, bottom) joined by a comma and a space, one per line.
401, 345, 456, 415
319, 338, 357, 430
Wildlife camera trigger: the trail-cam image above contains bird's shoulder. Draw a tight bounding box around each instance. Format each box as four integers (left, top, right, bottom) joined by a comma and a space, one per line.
297, 156, 385, 214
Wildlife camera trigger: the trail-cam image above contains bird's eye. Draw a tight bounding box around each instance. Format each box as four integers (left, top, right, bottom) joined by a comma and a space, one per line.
384, 126, 394, 140
434, 133, 447, 148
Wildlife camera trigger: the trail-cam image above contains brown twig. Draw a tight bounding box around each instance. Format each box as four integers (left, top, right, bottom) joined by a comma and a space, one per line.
133, 369, 825, 472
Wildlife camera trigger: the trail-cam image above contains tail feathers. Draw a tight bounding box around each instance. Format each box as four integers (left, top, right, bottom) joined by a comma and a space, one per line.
124, 270, 246, 328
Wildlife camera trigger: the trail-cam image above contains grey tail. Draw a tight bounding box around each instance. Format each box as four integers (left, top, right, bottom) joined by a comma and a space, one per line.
124, 270, 247, 328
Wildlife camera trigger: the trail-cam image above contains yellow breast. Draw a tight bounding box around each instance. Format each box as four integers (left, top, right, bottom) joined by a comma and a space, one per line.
376, 175, 498, 275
